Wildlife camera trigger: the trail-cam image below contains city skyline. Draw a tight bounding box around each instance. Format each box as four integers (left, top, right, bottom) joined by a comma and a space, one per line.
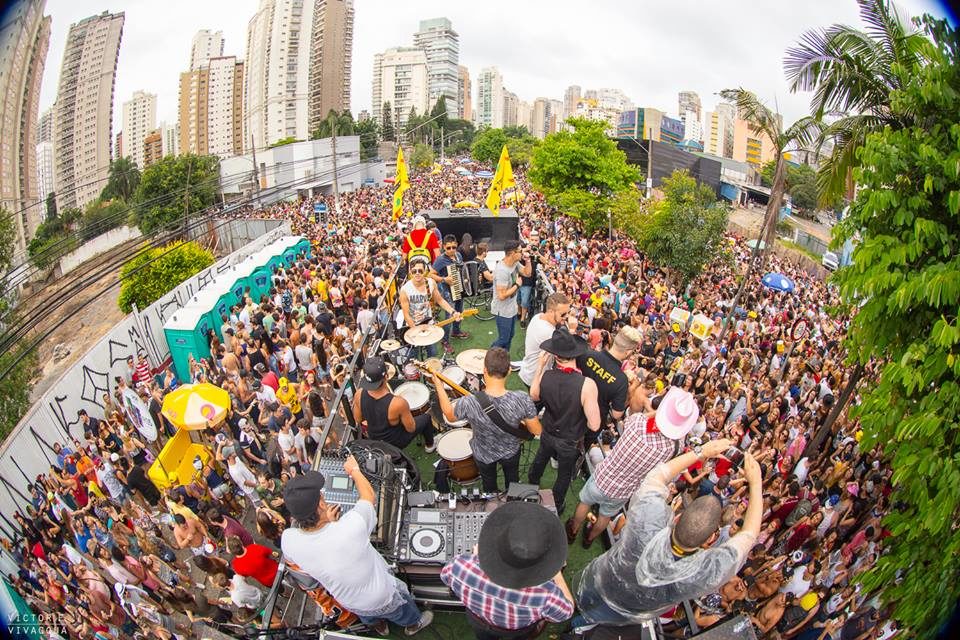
36, 0, 953, 136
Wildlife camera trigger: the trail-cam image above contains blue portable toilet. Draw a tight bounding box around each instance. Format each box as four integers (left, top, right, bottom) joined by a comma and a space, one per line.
279, 236, 301, 268
294, 237, 312, 260
163, 304, 215, 381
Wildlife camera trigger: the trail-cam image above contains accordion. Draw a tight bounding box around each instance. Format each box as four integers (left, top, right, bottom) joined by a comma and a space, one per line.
447, 263, 472, 300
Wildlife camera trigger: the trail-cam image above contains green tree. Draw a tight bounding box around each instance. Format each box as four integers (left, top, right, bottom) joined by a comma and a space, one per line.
45, 191, 57, 220
636, 171, 729, 287
311, 109, 355, 139
117, 241, 215, 313
132, 154, 220, 235
505, 136, 536, 169
429, 96, 448, 131
355, 118, 379, 161
503, 125, 531, 139
444, 118, 476, 152
471, 128, 509, 165
529, 117, 640, 234
785, 0, 936, 202
786, 164, 819, 210
410, 143, 435, 173
80, 198, 127, 241
268, 137, 302, 148
100, 156, 140, 202
760, 160, 776, 187
381, 101, 395, 142
831, 16, 959, 635
27, 211, 77, 268
0, 208, 15, 273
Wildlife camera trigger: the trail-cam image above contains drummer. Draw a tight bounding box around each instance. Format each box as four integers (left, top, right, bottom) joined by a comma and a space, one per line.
352, 356, 437, 452
432, 348, 541, 493
399, 255, 461, 357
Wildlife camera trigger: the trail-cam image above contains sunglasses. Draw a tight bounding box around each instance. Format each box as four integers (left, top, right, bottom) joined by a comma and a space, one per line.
445, 245, 457, 251
410, 268, 425, 274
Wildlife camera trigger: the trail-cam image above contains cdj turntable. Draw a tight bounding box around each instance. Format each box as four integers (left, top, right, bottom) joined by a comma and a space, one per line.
397, 508, 488, 565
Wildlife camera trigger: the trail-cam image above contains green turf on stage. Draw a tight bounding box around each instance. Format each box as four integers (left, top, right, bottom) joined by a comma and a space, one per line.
384, 314, 603, 638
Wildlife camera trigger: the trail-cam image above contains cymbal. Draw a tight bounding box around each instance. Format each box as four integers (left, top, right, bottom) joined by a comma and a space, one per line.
456, 349, 487, 375
385, 362, 397, 380
404, 325, 445, 346
379, 339, 403, 353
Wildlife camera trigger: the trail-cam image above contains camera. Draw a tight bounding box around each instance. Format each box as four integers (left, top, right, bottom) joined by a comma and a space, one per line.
725, 447, 745, 470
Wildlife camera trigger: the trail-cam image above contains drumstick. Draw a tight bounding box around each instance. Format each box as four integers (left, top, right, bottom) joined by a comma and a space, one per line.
433, 308, 479, 328
413, 360, 472, 397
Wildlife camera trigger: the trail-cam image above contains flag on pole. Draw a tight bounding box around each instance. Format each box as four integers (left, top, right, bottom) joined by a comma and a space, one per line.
392, 147, 410, 220
485, 145, 516, 217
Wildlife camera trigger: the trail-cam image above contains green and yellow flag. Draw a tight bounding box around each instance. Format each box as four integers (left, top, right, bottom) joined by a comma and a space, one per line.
392, 146, 411, 220
485, 145, 516, 217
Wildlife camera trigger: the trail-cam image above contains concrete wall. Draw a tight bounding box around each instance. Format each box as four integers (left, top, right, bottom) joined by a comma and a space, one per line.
0, 220, 291, 535
727, 220, 828, 279
57, 225, 143, 275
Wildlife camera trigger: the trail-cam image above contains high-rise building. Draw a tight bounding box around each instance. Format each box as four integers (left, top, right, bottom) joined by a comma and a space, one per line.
563, 85, 581, 121
372, 47, 429, 130
733, 118, 778, 168
308, 0, 354, 134
682, 111, 702, 144
244, 0, 315, 151
160, 121, 179, 157
179, 56, 244, 158
549, 99, 563, 134
142, 129, 163, 168
570, 98, 620, 136
593, 88, 631, 112
121, 90, 157, 169
0, 0, 50, 252
475, 67, 504, 129
36, 107, 54, 204
678, 90, 701, 120
53, 11, 124, 211
517, 100, 532, 133
413, 17, 459, 117
530, 98, 551, 139
617, 107, 683, 144
190, 29, 224, 71
502, 90, 519, 127
115, 132, 123, 161
457, 65, 471, 121
703, 102, 736, 158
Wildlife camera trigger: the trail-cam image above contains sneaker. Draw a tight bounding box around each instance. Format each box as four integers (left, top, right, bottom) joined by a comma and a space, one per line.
405, 610, 434, 635
371, 621, 390, 636
424, 442, 437, 454
443, 342, 454, 354
453, 331, 470, 339
510, 360, 522, 371
550, 457, 559, 469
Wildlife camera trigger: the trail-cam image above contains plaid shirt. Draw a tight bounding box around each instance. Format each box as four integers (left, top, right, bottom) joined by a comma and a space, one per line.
594, 413, 678, 500
440, 554, 573, 629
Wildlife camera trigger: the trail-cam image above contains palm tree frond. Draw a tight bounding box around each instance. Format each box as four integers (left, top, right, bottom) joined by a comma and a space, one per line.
783, 116, 826, 150
718, 88, 781, 143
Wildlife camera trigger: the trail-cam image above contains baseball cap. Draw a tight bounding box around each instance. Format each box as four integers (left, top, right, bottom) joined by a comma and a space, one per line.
283, 471, 326, 522
110, 453, 120, 462
254, 363, 266, 373
359, 357, 387, 390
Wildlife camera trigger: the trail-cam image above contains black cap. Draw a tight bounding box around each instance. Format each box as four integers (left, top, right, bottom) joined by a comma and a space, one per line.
254, 363, 266, 373
283, 471, 326, 522
359, 357, 387, 390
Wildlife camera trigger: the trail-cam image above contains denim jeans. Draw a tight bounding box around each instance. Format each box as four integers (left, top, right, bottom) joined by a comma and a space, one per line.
355, 581, 423, 627
440, 289, 463, 341
492, 314, 516, 351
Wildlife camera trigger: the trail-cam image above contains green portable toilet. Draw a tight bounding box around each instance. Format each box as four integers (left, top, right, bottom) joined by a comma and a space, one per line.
187, 284, 230, 341
248, 264, 273, 303
217, 266, 250, 319
295, 237, 312, 259
164, 304, 215, 381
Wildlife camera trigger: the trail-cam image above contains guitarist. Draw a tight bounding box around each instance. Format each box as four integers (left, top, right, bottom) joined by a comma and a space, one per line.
432, 347, 542, 493
399, 255, 461, 358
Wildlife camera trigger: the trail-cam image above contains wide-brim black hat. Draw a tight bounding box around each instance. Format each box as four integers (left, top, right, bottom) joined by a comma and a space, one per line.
539, 327, 588, 360
477, 501, 568, 589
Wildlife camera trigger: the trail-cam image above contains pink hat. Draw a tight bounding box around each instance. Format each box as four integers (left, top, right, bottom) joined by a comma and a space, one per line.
846, 481, 859, 496
655, 387, 700, 440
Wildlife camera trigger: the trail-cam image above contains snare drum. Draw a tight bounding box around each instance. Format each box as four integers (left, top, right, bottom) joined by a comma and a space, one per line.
402, 362, 420, 381
395, 381, 431, 416
440, 365, 466, 392
436, 428, 479, 482
443, 398, 469, 429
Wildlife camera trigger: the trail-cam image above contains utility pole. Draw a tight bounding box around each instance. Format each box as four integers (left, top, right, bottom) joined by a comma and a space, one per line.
608, 209, 612, 242
250, 133, 261, 209
182, 156, 193, 237
645, 126, 654, 199
330, 117, 341, 217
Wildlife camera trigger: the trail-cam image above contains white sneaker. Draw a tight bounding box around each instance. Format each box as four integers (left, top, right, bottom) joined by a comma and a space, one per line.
510, 360, 522, 371
405, 610, 434, 635
424, 443, 437, 454
550, 457, 558, 469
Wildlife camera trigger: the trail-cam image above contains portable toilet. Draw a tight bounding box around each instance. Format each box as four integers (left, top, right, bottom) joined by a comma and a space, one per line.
248, 262, 273, 303
164, 304, 215, 381
261, 242, 287, 272
280, 236, 306, 267
217, 266, 250, 315
294, 236, 312, 260
187, 283, 231, 340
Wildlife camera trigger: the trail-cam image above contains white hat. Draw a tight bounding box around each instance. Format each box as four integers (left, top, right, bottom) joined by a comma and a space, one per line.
412, 215, 426, 228
110, 452, 120, 462
238, 417, 249, 428
655, 387, 700, 440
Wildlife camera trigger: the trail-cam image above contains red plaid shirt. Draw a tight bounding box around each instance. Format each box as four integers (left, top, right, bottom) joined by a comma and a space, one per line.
594, 414, 678, 500
440, 554, 573, 629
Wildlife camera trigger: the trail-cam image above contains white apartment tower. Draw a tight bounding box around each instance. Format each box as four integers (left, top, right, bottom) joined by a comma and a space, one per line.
679, 90, 701, 120
36, 107, 54, 204
457, 65, 471, 121
121, 90, 157, 169
244, 0, 315, 151
563, 85, 581, 121
0, 0, 50, 252
308, 0, 354, 133
413, 17, 459, 117
190, 29, 224, 71
475, 67, 504, 129
703, 102, 735, 158
372, 47, 429, 130
52, 11, 125, 211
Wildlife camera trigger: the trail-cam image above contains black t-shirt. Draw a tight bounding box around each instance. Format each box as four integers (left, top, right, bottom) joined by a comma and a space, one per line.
126, 465, 161, 505
520, 257, 537, 286
316, 311, 334, 335
577, 349, 628, 420
83, 417, 102, 436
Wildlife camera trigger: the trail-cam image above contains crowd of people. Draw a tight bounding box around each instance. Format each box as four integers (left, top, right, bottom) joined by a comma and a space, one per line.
2, 160, 899, 640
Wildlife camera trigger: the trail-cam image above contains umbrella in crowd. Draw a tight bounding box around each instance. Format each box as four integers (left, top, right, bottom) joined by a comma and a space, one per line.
454, 200, 480, 208
475, 170, 495, 178
161, 382, 231, 430
761, 272, 797, 293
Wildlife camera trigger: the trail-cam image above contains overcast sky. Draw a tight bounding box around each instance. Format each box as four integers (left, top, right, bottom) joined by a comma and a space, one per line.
38, 0, 954, 132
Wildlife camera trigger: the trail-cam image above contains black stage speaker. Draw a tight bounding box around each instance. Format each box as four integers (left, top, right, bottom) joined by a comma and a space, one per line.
421, 208, 520, 251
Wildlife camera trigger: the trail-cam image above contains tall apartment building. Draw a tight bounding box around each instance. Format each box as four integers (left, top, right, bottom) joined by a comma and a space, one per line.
563, 85, 581, 121
190, 29, 224, 71
372, 47, 428, 130
475, 67, 504, 129
592, 88, 631, 112
682, 111, 702, 144
244, 0, 315, 151
413, 17, 459, 117
732, 118, 777, 168
53, 11, 124, 211
703, 102, 735, 158
502, 90, 519, 127
530, 98, 553, 139
159, 121, 179, 157
179, 56, 244, 158
457, 65, 471, 121
308, 0, 354, 134
517, 100, 532, 133
115, 132, 123, 160
121, 90, 157, 169
36, 107, 54, 203
142, 129, 163, 167
678, 90, 701, 120
569, 98, 620, 136
0, 0, 50, 252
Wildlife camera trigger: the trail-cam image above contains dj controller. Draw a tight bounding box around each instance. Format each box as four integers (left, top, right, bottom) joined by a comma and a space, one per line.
397, 508, 489, 565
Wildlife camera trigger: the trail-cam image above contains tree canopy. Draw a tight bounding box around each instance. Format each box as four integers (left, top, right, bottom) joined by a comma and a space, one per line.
831, 15, 960, 635
311, 110, 355, 139
100, 156, 140, 202
410, 143, 435, 173
117, 241, 215, 313
355, 118, 379, 161
381, 101, 395, 142
132, 154, 220, 235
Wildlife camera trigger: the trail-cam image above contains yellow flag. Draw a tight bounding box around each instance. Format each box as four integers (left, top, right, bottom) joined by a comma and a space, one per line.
485, 145, 516, 216
392, 147, 410, 220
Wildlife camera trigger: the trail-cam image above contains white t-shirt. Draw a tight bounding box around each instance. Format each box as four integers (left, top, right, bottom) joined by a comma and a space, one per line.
520, 313, 556, 386
229, 458, 257, 495
281, 500, 395, 613
277, 430, 296, 462
230, 574, 263, 609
